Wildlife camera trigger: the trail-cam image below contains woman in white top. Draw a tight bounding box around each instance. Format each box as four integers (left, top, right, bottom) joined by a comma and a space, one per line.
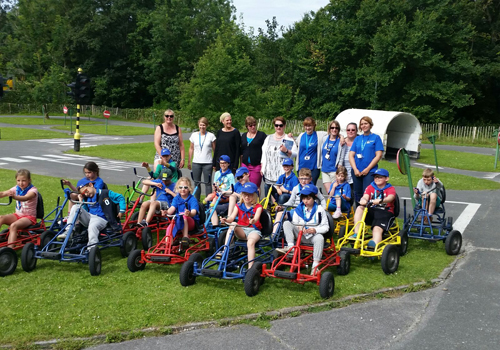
188, 117, 216, 200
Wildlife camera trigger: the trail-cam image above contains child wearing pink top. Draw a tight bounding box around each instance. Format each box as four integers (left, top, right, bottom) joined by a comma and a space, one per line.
0, 169, 38, 246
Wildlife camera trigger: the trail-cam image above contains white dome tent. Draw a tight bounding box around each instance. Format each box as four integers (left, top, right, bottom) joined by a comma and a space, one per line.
336, 109, 422, 159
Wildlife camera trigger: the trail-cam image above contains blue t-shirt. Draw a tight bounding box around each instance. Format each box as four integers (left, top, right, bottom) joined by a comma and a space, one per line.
213, 169, 236, 192
234, 181, 244, 194
321, 137, 340, 173
151, 179, 170, 203
329, 182, 351, 212
171, 194, 200, 222
299, 132, 318, 170
277, 172, 299, 192
350, 133, 384, 173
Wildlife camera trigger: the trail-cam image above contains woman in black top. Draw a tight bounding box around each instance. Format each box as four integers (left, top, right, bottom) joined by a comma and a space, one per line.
213, 112, 241, 172
240, 116, 267, 188
153, 109, 184, 174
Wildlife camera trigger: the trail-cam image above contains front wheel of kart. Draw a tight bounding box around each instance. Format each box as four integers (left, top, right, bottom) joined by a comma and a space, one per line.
40, 230, 56, 249
319, 271, 335, 299
338, 225, 346, 240
188, 252, 204, 265
141, 227, 153, 251
244, 262, 263, 297
21, 242, 37, 272
0, 247, 18, 277
127, 249, 146, 272
217, 229, 227, 249
0, 228, 9, 242
381, 245, 400, 275
130, 211, 140, 223
88, 247, 102, 276
120, 231, 137, 258
179, 261, 197, 286
445, 230, 462, 255
399, 228, 409, 256
207, 237, 216, 256
337, 251, 350, 276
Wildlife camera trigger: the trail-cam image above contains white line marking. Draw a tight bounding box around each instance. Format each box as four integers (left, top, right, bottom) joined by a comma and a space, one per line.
20, 156, 51, 161
42, 154, 78, 159
0, 163, 7, 165
0, 157, 30, 163
482, 173, 500, 179
413, 162, 444, 169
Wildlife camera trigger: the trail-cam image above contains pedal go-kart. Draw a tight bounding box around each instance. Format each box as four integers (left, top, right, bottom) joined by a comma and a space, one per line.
403, 186, 462, 255
248, 209, 342, 299
337, 195, 405, 274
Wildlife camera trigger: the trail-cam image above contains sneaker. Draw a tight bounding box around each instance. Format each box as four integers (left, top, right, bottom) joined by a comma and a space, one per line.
138, 220, 148, 228
367, 240, 376, 249
332, 209, 342, 219
62, 215, 69, 223
58, 231, 68, 240
181, 237, 190, 250
311, 262, 319, 275
275, 246, 292, 255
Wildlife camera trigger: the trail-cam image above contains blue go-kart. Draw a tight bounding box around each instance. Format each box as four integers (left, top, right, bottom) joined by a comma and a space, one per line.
403, 186, 462, 255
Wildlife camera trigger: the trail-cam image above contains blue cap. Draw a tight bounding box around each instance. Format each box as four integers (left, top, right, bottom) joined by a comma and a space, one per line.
235, 167, 249, 178
161, 148, 171, 156
374, 168, 389, 177
241, 182, 259, 194
282, 158, 293, 166
299, 184, 318, 196
77, 178, 94, 190
219, 155, 230, 163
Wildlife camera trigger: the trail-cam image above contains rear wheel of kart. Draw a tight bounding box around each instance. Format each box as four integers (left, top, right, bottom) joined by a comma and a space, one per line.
120, 231, 137, 257
21, 242, 37, 272
141, 227, 153, 251
40, 230, 56, 250
0, 228, 9, 242
445, 230, 462, 256
0, 247, 18, 277
399, 228, 409, 256
88, 247, 102, 276
319, 271, 335, 299
337, 251, 350, 276
179, 261, 197, 286
127, 249, 146, 272
244, 262, 263, 297
381, 245, 399, 275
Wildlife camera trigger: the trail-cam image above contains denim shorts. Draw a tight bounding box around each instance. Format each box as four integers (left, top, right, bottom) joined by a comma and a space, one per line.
241, 227, 262, 238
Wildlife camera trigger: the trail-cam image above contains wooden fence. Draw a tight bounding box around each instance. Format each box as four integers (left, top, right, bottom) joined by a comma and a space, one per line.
421, 123, 500, 143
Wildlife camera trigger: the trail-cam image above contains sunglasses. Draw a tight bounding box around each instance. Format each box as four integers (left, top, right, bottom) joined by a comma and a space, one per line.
347, 129, 357, 132
330, 126, 340, 130
247, 124, 256, 127
164, 114, 174, 118
274, 124, 284, 128
178, 186, 189, 190
219, 161, 228, 165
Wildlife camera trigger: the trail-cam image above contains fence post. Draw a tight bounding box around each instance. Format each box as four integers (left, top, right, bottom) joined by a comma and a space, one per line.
438, 123, 442, 138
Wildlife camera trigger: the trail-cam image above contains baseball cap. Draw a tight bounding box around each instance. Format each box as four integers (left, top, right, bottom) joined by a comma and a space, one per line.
219, 155, 230, 163
299, 184, 318, 196
77, 178, 94, 190
161, 148, 171, 157
282, 158, 293, 166
161, 168, 173, 181
374, 168, 389, 177
235, 167, 249, 178
241, 182, 259, 194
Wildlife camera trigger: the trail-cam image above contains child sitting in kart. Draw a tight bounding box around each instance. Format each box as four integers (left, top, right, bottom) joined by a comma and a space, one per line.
0, 169, 38, 247
60, 179, 126, 245
142, 148, 178, 182
413, 168, 443, 222
136, 169, 176, 228
327, 165, 351, 219
353, 168, 396, 248
274, 158, 299, 205
276, 184, 329, 275
165, 177, 200, 250
220, 182, 262, 269
225, 166, 251, 217
207, 155, 236, 226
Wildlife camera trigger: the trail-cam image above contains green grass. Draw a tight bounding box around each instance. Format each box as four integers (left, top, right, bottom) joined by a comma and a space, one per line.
51, 124, 154, 136
0, 127, 71, 141
0, 117, 100, 126
418, 149, 498, 172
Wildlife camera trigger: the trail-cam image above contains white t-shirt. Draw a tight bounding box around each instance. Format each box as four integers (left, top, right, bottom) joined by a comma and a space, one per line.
189, 131, 216, 164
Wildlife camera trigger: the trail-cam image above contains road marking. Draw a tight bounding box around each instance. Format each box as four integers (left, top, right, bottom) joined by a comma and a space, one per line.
413, 162, 444, 169
0, 157, 30, 163
482, 173, 500, 179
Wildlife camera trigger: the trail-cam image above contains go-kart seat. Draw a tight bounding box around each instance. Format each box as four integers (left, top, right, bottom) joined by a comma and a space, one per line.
22, 192, 45, 232
189, 202, 207, 234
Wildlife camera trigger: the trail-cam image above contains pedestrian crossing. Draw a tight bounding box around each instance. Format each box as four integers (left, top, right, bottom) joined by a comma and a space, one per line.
27, 135, 134, 148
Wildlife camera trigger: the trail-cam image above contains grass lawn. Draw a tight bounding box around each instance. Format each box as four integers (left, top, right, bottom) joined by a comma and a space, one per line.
0, 117, 99, 126
0, 127, 72, 141
418, 149, 498, 172
51, 124, 154, 136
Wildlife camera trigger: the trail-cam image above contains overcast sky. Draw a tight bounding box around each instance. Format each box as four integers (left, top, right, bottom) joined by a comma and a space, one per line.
231, 0, 329, 33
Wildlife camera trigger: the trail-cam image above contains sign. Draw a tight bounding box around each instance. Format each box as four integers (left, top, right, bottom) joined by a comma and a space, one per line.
103, 110, 111, 119
63, 106, 68, 114
498, 132, 500, 146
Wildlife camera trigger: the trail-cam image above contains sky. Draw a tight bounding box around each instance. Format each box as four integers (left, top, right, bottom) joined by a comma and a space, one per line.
231, 0, 330, 34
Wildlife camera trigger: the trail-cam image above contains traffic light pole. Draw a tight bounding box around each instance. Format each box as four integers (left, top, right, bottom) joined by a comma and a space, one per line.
74, 103, 81, 151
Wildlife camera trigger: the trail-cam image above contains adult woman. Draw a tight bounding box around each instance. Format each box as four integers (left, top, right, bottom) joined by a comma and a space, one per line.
188, 117, 216, 201
261, 116, 297, 199
213, 112, 241, 173
154, 109, 185, 173
349, 116, 384, 202
240, 116, 267, 188
342, 122, 358, 193
320, 120, 346, 193
295, 117, 327, 185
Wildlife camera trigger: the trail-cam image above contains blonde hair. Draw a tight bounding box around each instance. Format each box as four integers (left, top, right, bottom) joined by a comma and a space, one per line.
164, 109, 174, 117
245, 116, 256, 127
16, 169, 31, 180
298, 168, 312, 178
220, 112, 231, 123
360, 116, 373, 127
198, 117, 209, 127
422, 168, 434, 178
239, 192, 259, 205
175, 177, 194, 193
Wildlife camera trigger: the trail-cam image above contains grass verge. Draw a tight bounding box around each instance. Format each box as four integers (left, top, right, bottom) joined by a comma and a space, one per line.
51, 124, 154, 136
418, 149, 498, 172
0, 127, 71, 141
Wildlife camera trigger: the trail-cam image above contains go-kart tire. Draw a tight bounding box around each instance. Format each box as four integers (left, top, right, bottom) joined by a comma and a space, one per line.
120, 231, 137, 258
130, 211, 140, 222
141, 227, 153, 251
179, 261, 197, 286
399, 228, 409, 256
40, 230, 56, 249
217, 229, 227, 249
244, 262, 263, 297
188, 252, 204, 265
88, 247, 102, 276
0, 228, 9, 242
381, 245, 399, 275
319, 271, 335, 299
21, 242, 37, 272
127, 249, 146, 272
337, 251, 350, 276
0, 247, 18, 277
445, 230, 462, 255
338, 225, 346, 239
207, 237, 216, 256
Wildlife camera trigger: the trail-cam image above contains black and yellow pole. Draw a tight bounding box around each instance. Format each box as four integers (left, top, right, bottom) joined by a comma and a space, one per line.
73, 67, 83, 151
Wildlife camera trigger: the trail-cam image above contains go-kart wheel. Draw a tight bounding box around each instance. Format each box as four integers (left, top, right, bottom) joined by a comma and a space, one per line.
207, 237, 216, 256
217, 229, 227, 249
21, 242, 37, 272
130, 211, 140, 222
120, 231, 137, 257
40, 230, 56, 250
319, 271, 335, 299
399, 228, 409, 256
0, 228, 9, 242
337, 251, 350, 276
338, 225, 346, 239
445, 230, 462, 255
381, 245, 399, 275
0, 247, 18, 277
188, 252, 204, 265
141, 227, 153, 250
244, 262, 263, 297
127, 249, 146, 272
88, 247, 102, 276
179, 261, 197, 286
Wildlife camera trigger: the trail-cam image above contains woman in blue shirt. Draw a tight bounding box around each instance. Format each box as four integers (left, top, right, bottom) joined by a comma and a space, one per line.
320, 120, 346, 194
295, 117, 327, 185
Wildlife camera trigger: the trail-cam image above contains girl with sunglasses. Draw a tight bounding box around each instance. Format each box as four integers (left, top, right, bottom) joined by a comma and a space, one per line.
320, 120, 346, 194
154, 109, 184, 175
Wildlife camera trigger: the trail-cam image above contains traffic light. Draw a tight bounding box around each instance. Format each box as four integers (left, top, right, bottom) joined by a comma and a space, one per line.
67, 80, 76, 101
75, 73, 91, 104
0, 75, 4, 99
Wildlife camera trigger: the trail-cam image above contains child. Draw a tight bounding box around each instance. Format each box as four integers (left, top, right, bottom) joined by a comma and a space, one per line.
226, 166, 250, 217
276, 184, 329, 275
136, 169, 176, 227
142, 148, 178, 183
353, 168, 396, 247
275, 158, 299, 205
166, 177, 200, 250
220, 182, 262, 268
327, 165, 352, 219
414, 168, 443, 220
60, 179, 126, 245
0, 169, 38, 246
207, 155, 236, 226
